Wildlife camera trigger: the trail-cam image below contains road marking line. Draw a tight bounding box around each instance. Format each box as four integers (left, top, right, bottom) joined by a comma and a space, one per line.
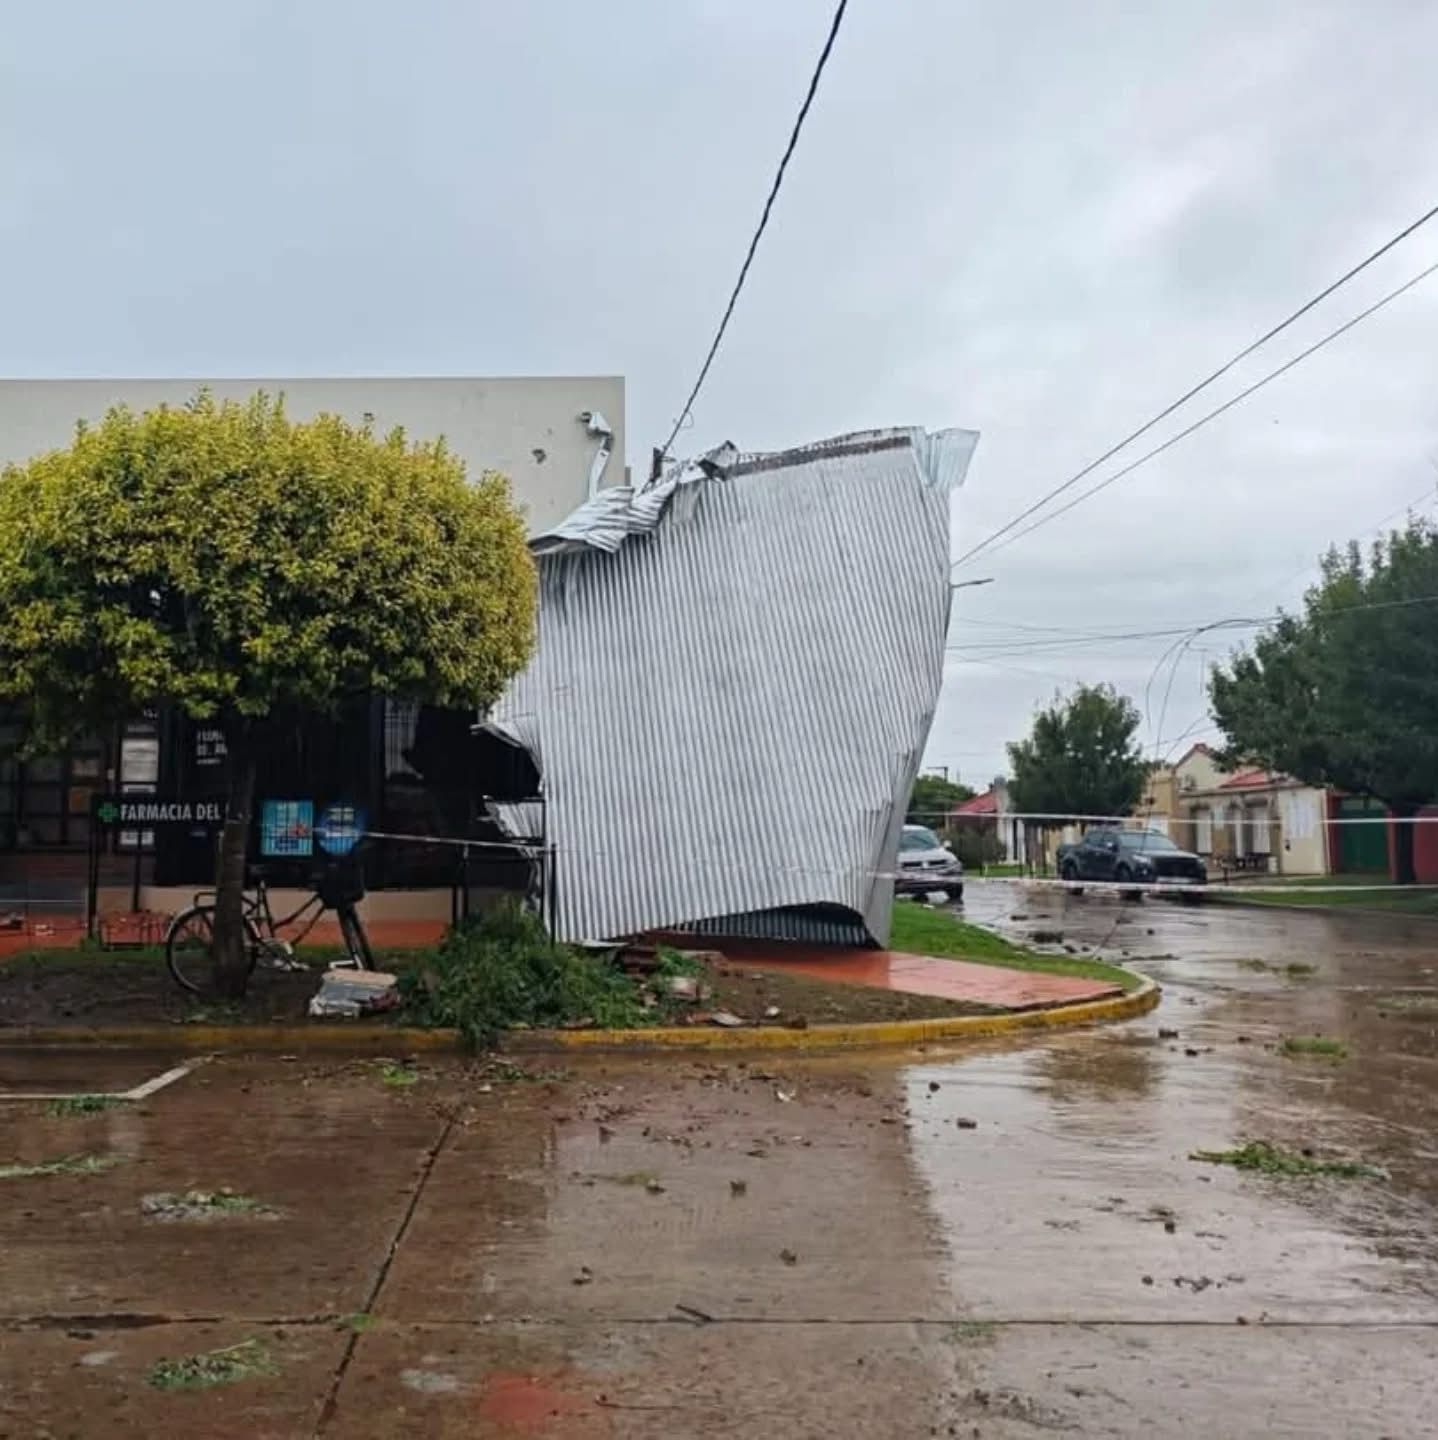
0, 1056, 206, 1102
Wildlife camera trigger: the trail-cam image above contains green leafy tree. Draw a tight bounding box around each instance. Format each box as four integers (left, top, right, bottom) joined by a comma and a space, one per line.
1210, 520, 1438, 883
0, 392, 537, 993
907, 772, 975, 826
1006, 684, 1147, 819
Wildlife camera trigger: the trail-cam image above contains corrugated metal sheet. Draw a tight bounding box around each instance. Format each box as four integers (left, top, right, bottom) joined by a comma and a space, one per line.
488, 425, 977, 944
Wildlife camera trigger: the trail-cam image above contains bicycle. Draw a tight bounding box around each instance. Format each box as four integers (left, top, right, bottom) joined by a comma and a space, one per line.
165, 852, 373, 994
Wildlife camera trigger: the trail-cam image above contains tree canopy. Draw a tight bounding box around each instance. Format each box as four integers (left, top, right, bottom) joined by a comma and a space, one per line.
0, 391, 538, 988
907, 772, 975, 825
1209, 519, 1438, 881
1006, 684, 1147, 819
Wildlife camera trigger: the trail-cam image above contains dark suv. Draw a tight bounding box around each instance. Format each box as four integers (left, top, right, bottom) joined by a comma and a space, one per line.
1058, 827, 1206, 895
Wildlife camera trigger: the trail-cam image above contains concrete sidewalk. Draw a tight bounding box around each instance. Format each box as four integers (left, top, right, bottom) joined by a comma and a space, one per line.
2, 1026, 1434, 1438
710, 937, 1124, 1010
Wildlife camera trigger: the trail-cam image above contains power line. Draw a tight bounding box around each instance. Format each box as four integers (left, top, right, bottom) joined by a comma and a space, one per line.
966, 258, 1438, 564
953, 200, 1438, 568
654, 0, 850, 471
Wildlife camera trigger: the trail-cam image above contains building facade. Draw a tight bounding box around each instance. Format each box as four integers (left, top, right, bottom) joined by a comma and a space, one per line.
0, 376, 624, 921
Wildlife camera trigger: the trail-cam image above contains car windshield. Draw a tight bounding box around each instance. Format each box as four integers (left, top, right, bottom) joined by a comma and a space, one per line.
901, 826, 943, 851
1118, 831, 1179, 852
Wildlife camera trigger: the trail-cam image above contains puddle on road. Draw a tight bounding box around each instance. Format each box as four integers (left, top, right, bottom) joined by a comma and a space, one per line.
903, 888, 1438, 1325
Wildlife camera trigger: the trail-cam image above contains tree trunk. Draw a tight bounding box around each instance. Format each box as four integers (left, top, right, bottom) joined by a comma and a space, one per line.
1391, 801, 1417, 887
212, 721, 257, 997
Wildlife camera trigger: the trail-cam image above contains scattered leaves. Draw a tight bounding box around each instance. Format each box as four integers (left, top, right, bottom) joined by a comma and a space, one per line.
147, 1339, 278, 1391
1280, 1035, 1348, 1060
1190, 1141, 1385, 1180
0, 1153, 118, 1180
46, 1095, 126, 1117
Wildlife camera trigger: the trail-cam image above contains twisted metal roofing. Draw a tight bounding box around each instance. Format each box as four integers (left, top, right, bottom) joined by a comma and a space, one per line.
488, 425, 977, 944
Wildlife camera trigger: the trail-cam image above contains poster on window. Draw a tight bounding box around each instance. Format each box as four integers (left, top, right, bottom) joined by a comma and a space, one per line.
261, 800, 315, 857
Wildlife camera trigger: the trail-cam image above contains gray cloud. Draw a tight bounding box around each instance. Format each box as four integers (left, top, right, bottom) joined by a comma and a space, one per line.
3, 0, 1437, 784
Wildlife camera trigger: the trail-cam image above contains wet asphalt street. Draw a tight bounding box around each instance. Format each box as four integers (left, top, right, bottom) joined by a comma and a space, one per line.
2, 882, 1437, 1437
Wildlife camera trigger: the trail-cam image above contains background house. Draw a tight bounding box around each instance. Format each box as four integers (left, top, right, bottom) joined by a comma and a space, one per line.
1144, 744, 1331, 874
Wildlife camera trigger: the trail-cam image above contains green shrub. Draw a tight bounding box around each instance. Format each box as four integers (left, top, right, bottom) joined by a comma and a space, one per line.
398, 902, 648, 1045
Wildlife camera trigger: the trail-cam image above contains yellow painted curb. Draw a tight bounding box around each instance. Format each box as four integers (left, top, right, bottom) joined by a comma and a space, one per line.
506, 977, 1161, 1054
0, 979, 1158, 1056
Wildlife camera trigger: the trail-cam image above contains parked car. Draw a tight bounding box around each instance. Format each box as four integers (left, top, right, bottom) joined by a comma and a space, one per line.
895, 824, 965, 901
1057, 827, 1206, 898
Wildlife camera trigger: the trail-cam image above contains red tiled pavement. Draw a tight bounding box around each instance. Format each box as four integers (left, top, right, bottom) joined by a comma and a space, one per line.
700, 938, 1123, 1011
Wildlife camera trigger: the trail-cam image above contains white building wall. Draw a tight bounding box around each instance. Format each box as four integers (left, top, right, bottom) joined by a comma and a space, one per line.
0, 376, 624, 537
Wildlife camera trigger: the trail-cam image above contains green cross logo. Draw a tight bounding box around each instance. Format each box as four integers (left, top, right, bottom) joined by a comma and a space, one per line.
97, 801, 119, 825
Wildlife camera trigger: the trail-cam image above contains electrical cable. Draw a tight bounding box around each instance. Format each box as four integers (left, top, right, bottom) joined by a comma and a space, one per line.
953, 208, 1438, 568
963, 259, 1438, 564
654, 0, 850, 470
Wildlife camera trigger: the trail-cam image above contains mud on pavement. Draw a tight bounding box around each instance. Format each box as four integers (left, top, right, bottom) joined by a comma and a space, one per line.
2, 885, 1437, 1436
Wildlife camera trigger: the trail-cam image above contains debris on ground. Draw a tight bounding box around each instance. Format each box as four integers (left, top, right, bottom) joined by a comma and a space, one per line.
379, 1062, 420, 1087
147, 1338, 277, 1391
1031, 929, 1064, 945
780, 1247, 798, 1265
1280, 1034, 1348, 1061
709, 1010, 746, 1028
1157, 1028, 1180, 1040
141, 1189, 281, 1221
1190, 1141, 1388, 1180
729, 1179, 747, 1196
572, 1266, 594, 1285
644, 1177, 666, 1194
774, 1087, 795, 1104
954, 1117, 979, 1129
0, 1153, 117, 1180
400, 1369, 465, 1395
308, 968, 400, 1018
674, 1303, 713, 1324
46, 1095, 127, 1116
763, 1005, 781, 1019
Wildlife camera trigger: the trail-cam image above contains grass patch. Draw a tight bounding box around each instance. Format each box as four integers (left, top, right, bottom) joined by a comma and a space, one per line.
889, 904, 1140, 992
1285, 963, 1316, 978
1220, 882, 1438, 916
0, 1153, 117, 1179
1281, 1035, 1348, 1060
379, 1063, 419, 1088
1191, 1141, 1384, 1180
339, 1312, 377, 1334
399, 902, 667, 1045
147, 1338, 278, 1390
46, 1094, 126, 1116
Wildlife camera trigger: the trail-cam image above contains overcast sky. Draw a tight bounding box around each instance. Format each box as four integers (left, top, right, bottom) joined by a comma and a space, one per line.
4, 0, 1437, 786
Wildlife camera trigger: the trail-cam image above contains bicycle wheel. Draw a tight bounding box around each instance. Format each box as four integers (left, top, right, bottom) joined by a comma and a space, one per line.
165, 906, 260, 995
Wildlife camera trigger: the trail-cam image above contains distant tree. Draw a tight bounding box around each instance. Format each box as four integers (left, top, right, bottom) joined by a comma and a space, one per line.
907, 772, 975, 826
0, 392, 537, 993
1210, 520, 1438, 883
1006, 684, 1147, 820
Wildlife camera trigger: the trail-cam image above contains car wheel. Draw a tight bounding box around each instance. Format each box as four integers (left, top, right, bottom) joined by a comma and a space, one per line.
944, 885, 964, 903
1115, 864, 1143, 902
1060, 861, 1083, 896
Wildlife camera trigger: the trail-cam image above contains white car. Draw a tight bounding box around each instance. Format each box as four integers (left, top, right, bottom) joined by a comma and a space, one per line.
895, 824, 965, 900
